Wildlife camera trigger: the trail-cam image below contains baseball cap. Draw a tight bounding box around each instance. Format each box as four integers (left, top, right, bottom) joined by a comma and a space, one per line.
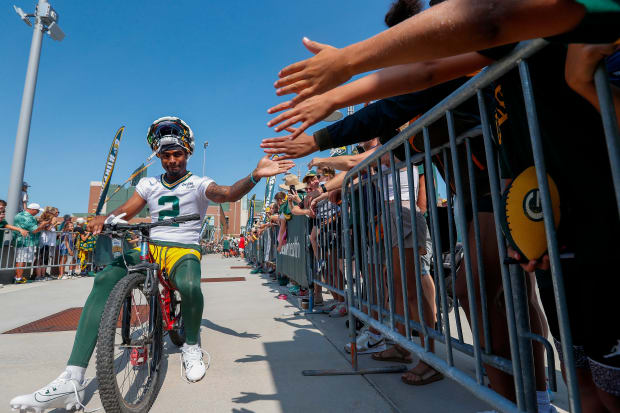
22, 181, 30, 187
302, 170, 318, 184
26, 203, 43, 212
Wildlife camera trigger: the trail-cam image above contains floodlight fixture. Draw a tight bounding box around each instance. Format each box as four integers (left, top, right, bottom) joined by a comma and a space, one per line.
13, 5, 33, 26
47, 21, 64, 41
7, 0, 65, 226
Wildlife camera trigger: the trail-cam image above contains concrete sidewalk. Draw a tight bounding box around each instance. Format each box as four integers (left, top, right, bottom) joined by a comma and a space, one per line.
0, 255, 568, 412
1, 256, 390, 412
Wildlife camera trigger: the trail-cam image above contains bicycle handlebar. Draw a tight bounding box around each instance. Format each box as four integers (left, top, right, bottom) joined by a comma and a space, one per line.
102, 213, 201, 233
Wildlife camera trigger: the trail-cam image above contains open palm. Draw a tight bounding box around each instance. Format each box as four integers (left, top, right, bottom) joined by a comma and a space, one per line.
255, 155, 295, 178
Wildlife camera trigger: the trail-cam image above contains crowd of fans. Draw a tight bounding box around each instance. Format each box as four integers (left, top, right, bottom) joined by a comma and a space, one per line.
0, 182, 98, 284
245, 0, 620, 411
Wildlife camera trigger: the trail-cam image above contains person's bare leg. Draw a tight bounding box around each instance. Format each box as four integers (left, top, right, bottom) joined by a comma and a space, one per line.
401, 247, 440, 383
455, 213, 549, 401
15, 262, 25, 279
558, 364, 608, 413
596, 387, 620, 413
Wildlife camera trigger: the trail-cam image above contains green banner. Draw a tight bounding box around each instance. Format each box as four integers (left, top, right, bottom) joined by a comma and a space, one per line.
246, 194, 255, 233
96, 126, 124, 215
262, 175, 276, 222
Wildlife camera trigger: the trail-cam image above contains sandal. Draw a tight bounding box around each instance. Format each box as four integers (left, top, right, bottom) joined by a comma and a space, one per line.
401, 363, 444, 386
371, 345, 413, 364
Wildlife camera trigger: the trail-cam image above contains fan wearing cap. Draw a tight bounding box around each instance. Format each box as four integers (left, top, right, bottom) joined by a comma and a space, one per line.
275, 174, 306, 251
10, 116, 294, 412
20, 182, 30, 212
12, 203, 47, 284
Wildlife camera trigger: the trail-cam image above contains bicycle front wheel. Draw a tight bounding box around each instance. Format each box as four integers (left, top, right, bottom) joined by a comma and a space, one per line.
96, 272, 163, 413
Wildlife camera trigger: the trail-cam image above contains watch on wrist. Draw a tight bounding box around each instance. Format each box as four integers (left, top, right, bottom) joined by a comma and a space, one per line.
321, 183, 327, 193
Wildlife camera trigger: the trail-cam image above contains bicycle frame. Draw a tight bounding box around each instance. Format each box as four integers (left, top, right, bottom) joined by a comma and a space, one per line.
134, 228, 181, 333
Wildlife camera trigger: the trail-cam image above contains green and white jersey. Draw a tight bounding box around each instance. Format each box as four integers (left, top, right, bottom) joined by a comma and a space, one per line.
135, 172, 214, 246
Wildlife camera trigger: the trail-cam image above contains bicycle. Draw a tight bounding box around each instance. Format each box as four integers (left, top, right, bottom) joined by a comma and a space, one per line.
95, 213, 200, 413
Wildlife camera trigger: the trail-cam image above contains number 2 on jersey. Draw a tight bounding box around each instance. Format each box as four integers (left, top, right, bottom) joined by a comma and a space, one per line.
158, 196, 180, 226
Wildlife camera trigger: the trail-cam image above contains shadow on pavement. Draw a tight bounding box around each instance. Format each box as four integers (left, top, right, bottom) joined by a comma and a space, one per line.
230, 328, 386, 412
234, 354, 268, 363
201, 318, 260, 339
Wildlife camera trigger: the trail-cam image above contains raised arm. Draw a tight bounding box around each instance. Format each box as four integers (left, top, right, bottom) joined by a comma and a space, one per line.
205, 155, 295, 203
88, 192, 147, 234
274, 0, 585, 105
268, 52, 492, 137
308, 146, 379, 172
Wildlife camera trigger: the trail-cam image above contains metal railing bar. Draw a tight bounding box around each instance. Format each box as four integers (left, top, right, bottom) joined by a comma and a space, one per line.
389, 151, 413, 341
477, 89, 526, 408
423, 128, 455, 365
441, 149, 466, 344
518, 59, 580, 413
593, 62, 620, 213
446, 111, 485, 384
465, 137, 493, 354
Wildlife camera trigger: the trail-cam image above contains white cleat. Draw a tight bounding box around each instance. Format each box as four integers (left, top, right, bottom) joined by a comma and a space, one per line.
181, 344, 207, 382
10, 371, 85, 412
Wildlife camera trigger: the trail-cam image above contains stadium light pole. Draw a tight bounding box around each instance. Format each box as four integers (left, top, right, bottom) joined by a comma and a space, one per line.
202, 141, 209, 176
6, 0, 65, 224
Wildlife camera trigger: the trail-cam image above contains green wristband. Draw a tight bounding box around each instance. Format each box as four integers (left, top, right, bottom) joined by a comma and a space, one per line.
250, 172, 260, 184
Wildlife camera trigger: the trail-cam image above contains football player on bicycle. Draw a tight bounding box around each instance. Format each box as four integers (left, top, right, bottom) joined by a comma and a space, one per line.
10, 116, 294, 412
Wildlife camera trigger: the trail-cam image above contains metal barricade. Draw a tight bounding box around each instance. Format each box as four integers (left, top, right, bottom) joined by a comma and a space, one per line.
312, 200, 346, 304
0, 229, 96, 282
334, 39, 619, 413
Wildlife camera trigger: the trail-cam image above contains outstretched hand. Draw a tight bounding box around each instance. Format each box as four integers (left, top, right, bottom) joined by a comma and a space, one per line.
274, 37, 351, 108
267, 92, 337, 139
260, 127, 319, 160
254, 155, 295, 178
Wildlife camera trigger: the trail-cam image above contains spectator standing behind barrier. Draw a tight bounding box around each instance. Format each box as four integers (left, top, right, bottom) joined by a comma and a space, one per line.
222, 237, 230, 258
239, 234, 245, 258
0, 201, 28, 243
276, 174, 307, 252
58, 221, 75, 279
485, 41, 620, 410
77, 227, 96, 276
20, 182, 30, 212
35, 206, 59, 281
13, 203, 46, 284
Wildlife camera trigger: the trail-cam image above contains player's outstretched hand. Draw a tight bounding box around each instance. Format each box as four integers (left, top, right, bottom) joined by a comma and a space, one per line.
254, 155, 295, 178
274, 37, 351, 108
260, 127, 319, 160
267, 92, 336, 139
88, 215, 107, 235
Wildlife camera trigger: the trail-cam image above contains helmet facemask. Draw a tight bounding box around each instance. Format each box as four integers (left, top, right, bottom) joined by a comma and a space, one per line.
146, 117, 195, 161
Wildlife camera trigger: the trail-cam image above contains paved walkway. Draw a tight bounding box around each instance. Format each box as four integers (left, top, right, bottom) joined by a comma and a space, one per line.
0, 255, 568, 412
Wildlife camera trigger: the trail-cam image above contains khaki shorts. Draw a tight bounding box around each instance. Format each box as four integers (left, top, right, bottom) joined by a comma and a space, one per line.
388, 201, 433, 273
16, 246, 36, 263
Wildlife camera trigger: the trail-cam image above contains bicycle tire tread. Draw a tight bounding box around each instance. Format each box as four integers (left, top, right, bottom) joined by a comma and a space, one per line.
96, 272, 163, 413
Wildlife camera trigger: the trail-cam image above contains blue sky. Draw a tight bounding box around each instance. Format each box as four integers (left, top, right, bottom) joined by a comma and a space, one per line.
1, 1, 427, 215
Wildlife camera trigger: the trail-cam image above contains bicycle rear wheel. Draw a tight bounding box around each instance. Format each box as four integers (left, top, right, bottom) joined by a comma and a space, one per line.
96, 272, 163, 413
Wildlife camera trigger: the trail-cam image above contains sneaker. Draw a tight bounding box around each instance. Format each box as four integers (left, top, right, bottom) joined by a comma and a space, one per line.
345, 329, 386, 354
181, 344, 206, 382
9, 371, 85, 412
14, 277, 27, 284
329, 302, 347, 318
